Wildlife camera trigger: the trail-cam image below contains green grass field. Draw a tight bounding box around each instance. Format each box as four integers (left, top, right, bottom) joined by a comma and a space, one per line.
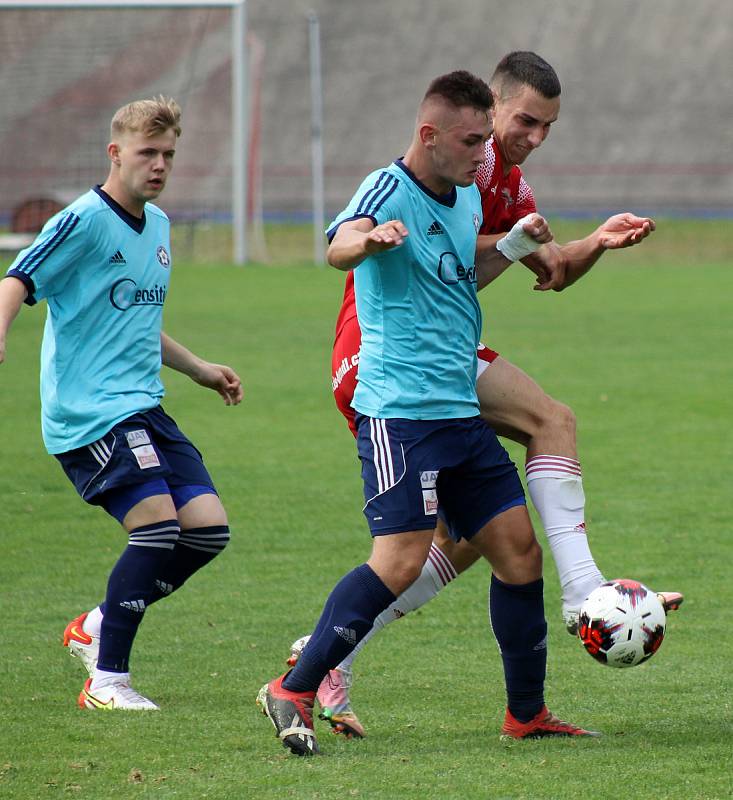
1, 221, 731, 799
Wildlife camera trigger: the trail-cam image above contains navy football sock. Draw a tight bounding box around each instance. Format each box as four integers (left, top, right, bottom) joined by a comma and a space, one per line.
147, 525, 230, 602
97, 520, 179, 672
489, 574, 547, 722
283, 563, 396, 693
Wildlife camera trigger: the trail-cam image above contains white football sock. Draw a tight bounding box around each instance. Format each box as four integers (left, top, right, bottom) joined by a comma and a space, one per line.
84, 606, 103, 637
525, 455, 605, 609
90, 667, 130, 691
336, 543, 457, 672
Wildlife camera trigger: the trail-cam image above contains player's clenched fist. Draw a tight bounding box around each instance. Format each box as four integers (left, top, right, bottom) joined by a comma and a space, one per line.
521, 212, 553, 245
364, 220, 409, 254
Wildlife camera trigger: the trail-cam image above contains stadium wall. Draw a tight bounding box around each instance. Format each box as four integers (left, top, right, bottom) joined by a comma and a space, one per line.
0, 0, 730, 225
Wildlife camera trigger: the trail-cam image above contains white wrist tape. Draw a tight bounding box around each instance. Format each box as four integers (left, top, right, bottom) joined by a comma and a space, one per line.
495, 213, 542, 262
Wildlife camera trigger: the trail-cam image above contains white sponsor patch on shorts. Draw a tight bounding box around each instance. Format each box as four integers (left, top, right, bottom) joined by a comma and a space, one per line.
126, 429, 151, 448
422, 488, 438, 515
132, 444, 160, 469
420, 470, 439, 489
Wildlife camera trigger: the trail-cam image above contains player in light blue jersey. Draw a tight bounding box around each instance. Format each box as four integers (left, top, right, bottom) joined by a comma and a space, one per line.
334, 159, 483, 420
257, 71, 597, 756
0, 97, 243, 711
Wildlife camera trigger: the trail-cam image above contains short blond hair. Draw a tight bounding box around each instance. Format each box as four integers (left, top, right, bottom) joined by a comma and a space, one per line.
110, 96, 182, 139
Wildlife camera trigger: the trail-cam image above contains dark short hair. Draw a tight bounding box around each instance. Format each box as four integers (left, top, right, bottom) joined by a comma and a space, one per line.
491, 51, 561, 99
423, 70, 493, 112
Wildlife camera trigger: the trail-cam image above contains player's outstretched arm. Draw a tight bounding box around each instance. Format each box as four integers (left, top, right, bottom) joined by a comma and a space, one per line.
476, 213, 552, 290
160, 332, 243, 406
327, 217, 409, 271
525, 212, 656, 292
0, 276, 28, 364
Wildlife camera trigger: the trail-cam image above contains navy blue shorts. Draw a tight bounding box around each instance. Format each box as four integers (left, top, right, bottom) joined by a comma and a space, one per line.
55, 405, 217, 512
355, 414, 525, 539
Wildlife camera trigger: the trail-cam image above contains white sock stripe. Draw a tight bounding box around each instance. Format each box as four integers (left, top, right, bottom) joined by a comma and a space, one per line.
128, 525, 180, 550
428, 543, 458, 583
526, 456, 582, 479
427, 549, 453, 586
178, 540, 228, 551
128, 541, 177, 550
178, 532, 230, 544
129, 533, 180, 542
131, 524, 181, 536
526, 455, 581, 468
179, 542, 224, 554
527, 454, 580, 465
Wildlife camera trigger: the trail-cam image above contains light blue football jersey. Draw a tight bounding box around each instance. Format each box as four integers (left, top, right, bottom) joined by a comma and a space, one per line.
7, 187, 172, 454
326, 159, 483, 420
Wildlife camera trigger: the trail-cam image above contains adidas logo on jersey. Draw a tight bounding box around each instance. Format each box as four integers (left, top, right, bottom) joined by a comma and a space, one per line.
427, 220, 445, 236
109, 250, 126, 265
333, 626, 357, 645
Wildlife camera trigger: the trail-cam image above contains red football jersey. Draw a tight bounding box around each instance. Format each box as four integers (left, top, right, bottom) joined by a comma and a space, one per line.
475, 136, 537, 235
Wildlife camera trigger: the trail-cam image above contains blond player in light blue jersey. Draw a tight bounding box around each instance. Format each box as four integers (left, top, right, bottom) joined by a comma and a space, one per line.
0, 98, 243, 711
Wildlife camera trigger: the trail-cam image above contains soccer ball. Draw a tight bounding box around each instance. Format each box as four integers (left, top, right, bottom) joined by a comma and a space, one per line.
578, 579, 666, 668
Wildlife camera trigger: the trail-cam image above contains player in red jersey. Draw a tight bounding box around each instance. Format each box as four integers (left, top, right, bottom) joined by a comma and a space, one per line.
298, 52, 682, 738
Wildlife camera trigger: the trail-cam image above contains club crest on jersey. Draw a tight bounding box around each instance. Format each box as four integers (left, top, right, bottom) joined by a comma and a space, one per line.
437, 251, 476, 286
156, 245, 170, 267
501, 187, 514, 208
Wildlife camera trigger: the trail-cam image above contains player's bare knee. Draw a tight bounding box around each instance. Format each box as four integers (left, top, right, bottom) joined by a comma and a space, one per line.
375, 554, 427, 596
537, 395, 576, 438
523, 536, 543, 572
496, 535, 542, 584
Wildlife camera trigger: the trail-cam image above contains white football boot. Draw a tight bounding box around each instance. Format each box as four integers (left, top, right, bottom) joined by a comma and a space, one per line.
63, 611, 99, 676
78, 677, 159, 710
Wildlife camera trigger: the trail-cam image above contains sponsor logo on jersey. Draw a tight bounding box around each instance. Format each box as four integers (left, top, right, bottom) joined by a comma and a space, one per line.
109, 250, 127, 265
437, 251, 476, 286
109, 278, 167, 311
156, 245, 170, 267
332, 352, 360, 391
427, 220, 445, 237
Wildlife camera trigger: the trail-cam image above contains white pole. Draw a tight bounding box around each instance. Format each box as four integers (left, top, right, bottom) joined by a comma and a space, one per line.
232, 0, 248, 265
308, 10, 325, 266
